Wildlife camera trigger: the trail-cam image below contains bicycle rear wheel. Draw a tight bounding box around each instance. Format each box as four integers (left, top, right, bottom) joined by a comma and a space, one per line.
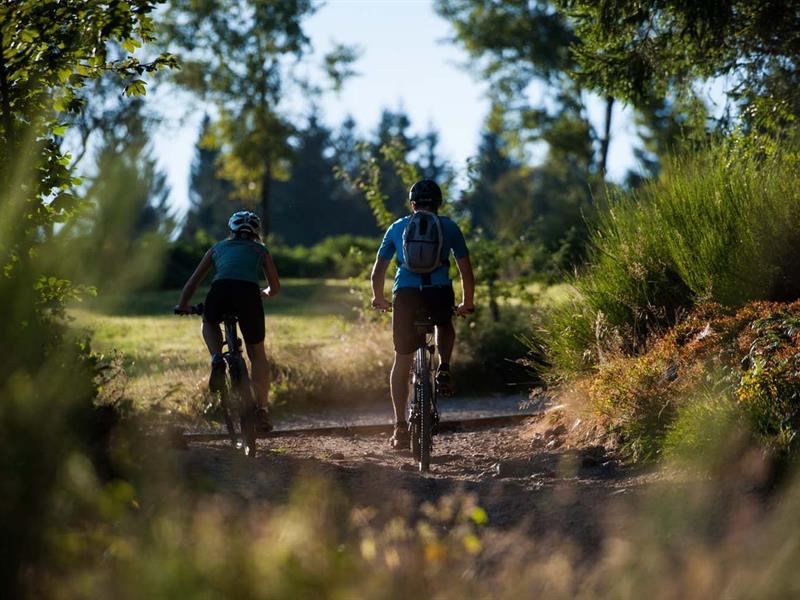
229, 356, 257, 458
217, 386, 238, 449
410, 379, 421, 462
419, 374, 433, 472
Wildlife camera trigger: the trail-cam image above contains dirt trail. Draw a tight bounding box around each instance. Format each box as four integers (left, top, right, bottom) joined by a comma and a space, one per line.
179, 410, 667, 555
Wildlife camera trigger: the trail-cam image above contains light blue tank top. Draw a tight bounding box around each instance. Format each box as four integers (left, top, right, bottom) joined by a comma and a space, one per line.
211, 239, 268, 284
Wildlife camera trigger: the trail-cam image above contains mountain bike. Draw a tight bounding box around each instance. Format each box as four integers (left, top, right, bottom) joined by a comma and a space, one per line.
408, 307, 473, 472
174, 302, 258, 458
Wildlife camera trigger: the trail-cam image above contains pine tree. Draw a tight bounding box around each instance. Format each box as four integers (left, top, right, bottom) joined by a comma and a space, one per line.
372, 109, 418, 217
463, 126, 516, 234
182, 115, 235, 241
272, 114, 336, 245
272, 114, 376, 245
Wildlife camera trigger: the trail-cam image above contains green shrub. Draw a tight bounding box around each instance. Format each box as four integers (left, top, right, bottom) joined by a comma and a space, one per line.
736, 310, 800, 453
545, 136, 800, 376
162, 235, 380, 288
663, 389, 742, 467
571, 301, 800, 462
538, 294, 599, 381
454, 307, 537, 393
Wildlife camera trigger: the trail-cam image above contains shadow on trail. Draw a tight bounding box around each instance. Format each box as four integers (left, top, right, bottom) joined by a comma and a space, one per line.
179, 437, 651, 557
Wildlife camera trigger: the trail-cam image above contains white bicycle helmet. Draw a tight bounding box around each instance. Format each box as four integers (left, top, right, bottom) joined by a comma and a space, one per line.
228, 210, 261, 235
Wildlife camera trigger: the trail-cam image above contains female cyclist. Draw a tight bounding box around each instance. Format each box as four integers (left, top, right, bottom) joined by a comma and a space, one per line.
174, 210, 280, 432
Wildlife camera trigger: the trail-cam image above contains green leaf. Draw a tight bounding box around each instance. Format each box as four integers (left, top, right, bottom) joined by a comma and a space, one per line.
124, 80, 147, 97
121, 38, 141, 53
20, 29, 37, 44
52, 124, 67, 136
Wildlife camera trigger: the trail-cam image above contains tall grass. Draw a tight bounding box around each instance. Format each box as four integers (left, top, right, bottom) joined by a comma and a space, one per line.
23, 427, 800, 599
546, 137, 800, 377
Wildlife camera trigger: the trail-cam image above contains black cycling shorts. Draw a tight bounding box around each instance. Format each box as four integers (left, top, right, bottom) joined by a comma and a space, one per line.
392, 286, 455, 354
203, 279, 265, 344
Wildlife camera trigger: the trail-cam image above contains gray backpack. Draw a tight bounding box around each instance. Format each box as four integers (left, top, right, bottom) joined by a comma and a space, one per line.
402, 211, 444, 273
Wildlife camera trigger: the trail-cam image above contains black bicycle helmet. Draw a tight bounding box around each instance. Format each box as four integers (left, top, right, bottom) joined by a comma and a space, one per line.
408, 179, 442, 206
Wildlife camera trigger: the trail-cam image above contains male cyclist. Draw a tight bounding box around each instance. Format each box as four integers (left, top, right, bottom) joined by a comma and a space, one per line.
175, 210, 280, 432
370, 179, 475, 449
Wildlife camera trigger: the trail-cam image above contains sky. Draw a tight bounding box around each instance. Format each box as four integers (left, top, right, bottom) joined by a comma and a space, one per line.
151, 0, 642, 219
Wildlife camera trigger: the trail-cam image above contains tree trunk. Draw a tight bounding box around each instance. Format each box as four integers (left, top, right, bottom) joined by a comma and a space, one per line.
488, 278, 500, 322
599, 96, 614, 178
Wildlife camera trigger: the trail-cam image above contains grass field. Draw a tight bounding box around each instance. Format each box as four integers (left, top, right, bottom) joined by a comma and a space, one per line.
71, 278, 566, 420
71, 279, 394, 418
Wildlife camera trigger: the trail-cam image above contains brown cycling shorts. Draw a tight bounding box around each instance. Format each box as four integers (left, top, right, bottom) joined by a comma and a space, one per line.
392, 286, 455, 354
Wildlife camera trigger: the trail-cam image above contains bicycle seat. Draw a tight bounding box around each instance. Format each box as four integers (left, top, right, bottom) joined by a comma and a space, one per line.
413, 319, 435, 334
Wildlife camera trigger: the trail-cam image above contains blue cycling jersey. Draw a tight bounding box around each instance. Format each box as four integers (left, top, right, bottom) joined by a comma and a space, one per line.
377, 214, 469, 292
211, 238, 268, 284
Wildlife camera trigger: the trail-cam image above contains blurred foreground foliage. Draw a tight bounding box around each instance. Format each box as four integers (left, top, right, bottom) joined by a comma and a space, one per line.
17, 430, 800, 599
0, 1, 176, 595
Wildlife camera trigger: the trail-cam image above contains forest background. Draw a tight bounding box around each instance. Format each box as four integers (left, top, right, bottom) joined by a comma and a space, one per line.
3, 0, 800, 597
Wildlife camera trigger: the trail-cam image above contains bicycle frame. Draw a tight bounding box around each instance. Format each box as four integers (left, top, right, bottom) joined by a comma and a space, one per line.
222, 317, 242, 362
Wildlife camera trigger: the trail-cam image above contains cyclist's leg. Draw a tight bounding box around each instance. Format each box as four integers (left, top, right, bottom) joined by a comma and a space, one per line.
435, 321, 455, 365
235, 283, 271, 430
430, 285, 456, 366
430, 286, 456, 395
392, 289, 424, 423
202, 283, 229, 392
245, 341, 270, 408
390, 351, 414, 423
232, 280, 266, 397
202, 280, 229, 357
202, 321, 224, 356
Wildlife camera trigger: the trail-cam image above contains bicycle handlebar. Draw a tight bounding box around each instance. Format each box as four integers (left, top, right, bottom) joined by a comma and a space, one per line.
174, 302, 204, 316
371, 302, 474, 316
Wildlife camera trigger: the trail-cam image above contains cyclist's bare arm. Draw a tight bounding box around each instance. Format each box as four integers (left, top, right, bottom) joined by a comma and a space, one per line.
370, 255, 392, 310
455, 256, 475, 316
262, 252, 281, 299
176, 248, 213, 311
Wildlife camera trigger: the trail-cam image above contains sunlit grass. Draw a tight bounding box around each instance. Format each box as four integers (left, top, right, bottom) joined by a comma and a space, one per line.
73, 277, 566, 415
71, 279, 393, 414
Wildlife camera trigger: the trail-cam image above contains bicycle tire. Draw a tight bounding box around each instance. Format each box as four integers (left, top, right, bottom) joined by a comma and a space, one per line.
217, 386, 238, 448
410, 379, 421, 462
419, 373, 432, 472
229, 356, 257, 458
